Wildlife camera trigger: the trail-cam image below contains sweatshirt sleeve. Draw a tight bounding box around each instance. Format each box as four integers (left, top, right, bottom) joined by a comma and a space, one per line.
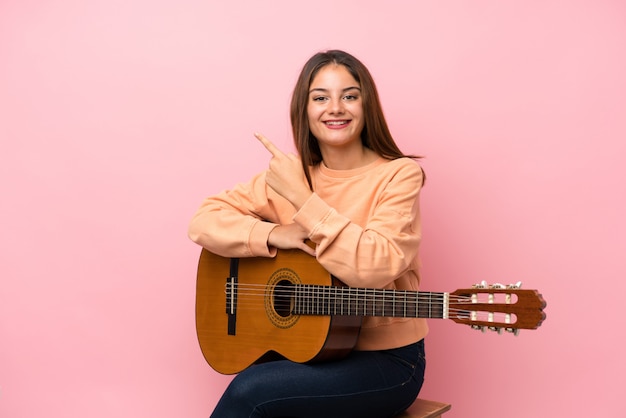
188, 171, 282, 258
292, 160, 423, 289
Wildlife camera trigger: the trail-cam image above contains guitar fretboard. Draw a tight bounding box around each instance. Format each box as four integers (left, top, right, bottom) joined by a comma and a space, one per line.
292, 284, 447, 319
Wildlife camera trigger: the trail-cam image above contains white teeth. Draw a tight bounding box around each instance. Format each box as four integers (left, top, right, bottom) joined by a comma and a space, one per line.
325, 121, 347, 126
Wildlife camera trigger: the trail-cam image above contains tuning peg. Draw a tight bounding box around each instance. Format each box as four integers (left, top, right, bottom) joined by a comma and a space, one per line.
471, 325, 487, 333
472, 281, 487, 289
505, 327, 520, 336
490, 283, 505, 289
507, 281, 522, 289
489, 326, 503, 334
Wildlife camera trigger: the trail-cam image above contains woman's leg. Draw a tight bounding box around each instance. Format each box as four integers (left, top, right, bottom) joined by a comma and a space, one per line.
210, 340, 426, 418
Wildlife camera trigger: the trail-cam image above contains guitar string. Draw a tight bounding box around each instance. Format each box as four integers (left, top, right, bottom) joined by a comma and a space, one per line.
227, 283, 514, 304
221, 296, 516, 322
227, 283, 510, 303
222, 297, 515, 322
221, 283, 519, 322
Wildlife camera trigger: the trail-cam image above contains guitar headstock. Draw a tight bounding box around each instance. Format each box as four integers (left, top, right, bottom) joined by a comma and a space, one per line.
448, 281, 546, 335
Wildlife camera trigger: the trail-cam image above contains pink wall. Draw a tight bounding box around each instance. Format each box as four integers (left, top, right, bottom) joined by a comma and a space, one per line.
2, 1, 624, 416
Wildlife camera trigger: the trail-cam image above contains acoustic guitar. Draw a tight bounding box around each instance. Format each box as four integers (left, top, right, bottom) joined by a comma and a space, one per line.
195, 248, 546, 374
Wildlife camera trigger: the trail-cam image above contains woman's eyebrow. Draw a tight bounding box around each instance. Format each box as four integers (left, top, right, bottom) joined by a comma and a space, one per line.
309, 86, 361, 94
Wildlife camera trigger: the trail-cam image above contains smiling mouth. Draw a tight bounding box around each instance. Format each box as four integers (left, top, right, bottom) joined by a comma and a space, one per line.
324, 120, 350, 127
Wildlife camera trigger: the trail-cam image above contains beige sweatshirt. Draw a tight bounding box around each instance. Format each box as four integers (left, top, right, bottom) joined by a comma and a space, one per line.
188, 156, 428, 350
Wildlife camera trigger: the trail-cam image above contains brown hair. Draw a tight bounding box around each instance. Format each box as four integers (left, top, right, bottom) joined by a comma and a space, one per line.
289, 50, 422, 189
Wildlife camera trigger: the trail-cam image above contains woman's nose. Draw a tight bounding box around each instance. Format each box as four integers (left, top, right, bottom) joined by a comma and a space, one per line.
328, 97, 345, 114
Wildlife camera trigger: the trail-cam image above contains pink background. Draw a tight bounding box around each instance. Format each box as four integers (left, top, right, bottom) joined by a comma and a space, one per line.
2, 1, 625, 417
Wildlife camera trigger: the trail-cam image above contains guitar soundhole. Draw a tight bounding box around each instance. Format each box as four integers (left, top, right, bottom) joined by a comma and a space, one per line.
265, 267, 301, 329
273, 280, 294, 318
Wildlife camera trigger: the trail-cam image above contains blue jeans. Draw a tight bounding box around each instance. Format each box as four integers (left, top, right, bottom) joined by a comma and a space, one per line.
210, 339, 426, 418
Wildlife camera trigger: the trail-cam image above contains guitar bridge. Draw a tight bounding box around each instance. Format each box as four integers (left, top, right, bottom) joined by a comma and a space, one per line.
225, 258, 239, 335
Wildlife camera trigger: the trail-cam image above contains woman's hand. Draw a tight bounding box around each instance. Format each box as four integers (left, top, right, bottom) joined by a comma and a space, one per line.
255, 132, 316, 256
268, 223, 316, 256
255, 132, 312, 210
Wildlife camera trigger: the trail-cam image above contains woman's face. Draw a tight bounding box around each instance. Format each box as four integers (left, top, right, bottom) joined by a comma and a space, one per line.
307, 64, 365, 151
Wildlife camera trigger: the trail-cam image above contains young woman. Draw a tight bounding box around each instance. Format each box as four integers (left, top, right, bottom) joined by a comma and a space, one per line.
189, 50, 428, 418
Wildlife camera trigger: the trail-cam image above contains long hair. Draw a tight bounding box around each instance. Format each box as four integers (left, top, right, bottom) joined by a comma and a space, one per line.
290, 50, 422, 189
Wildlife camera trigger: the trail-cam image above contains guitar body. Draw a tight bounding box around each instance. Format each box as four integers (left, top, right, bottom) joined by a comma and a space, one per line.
196, 248, 362, 375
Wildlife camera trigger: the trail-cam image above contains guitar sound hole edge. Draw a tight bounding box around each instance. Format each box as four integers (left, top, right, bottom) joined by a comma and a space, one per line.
273, 279, 294, 318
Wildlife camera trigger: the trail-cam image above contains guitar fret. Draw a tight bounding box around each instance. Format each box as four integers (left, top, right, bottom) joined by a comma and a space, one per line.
361, 288, 365, 316
348, 288, 355, 315
314, 285, 319, 314
417, 291, 428, 318
428, 292, 432, 318
317, 285, 321, 315
370, 289, 376, 316
377, 289, 385, 316
316, 285, 321, 315
403, 290, 407, 317
370, 289, 380, 316
361, 289, 367, 316
404, 290, 410, 318
305, 285, 309, 315
326, 287, 331, 315
335, 287, 345, 315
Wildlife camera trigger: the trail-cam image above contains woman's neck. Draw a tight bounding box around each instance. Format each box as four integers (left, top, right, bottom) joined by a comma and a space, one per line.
320, 144, 379, 170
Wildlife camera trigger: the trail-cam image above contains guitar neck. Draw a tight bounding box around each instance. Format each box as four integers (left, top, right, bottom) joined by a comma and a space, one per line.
292, 284, 447, 319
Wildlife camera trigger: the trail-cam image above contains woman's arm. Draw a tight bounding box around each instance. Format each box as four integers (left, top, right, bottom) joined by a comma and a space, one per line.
294, 160, 423, 288
188, 171, 282, 258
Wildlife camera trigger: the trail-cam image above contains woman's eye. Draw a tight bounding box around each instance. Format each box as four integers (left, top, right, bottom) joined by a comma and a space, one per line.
312, 96, 328, 102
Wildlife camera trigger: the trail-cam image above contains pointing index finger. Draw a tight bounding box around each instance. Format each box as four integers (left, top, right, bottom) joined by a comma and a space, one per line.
254, 132, 284, 157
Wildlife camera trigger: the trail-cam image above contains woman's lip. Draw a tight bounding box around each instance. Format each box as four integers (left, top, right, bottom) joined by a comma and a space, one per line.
323, 120, 351, 129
